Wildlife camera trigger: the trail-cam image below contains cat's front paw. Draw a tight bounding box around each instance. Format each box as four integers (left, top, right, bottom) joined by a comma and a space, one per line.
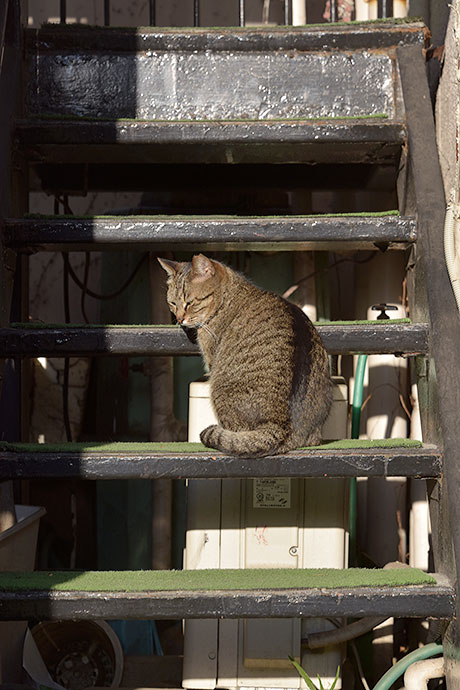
200, 425, 219, 448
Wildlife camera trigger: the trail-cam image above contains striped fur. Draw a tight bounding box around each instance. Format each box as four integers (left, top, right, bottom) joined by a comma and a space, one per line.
158, 254, 332, 457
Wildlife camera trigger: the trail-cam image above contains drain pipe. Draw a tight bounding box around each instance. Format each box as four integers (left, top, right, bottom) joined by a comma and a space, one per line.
292, 0, 306, 24
402, 655, 444, 689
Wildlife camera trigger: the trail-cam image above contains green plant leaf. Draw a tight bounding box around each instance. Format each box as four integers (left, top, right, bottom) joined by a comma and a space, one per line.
330, 665, 341, 690
289, 656, 340, 690
288, 656, 319, 690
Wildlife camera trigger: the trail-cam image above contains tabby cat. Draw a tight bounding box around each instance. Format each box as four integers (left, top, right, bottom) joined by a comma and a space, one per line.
158, 254, 332, 457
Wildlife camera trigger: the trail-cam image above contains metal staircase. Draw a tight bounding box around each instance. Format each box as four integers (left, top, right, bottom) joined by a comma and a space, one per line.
1, 1, 459, 686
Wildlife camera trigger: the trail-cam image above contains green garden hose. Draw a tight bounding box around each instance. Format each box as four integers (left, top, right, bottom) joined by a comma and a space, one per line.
349, 354, 368, 564
373, 643, 443, 689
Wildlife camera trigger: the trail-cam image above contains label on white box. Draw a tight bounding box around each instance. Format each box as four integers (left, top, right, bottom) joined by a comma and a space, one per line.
253, 478, 291, 509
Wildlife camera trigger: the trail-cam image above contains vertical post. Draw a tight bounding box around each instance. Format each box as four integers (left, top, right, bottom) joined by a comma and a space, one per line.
330, 0, 337, 21
149, 256, 186, 570
149, 0, 155, 26
194, 0, 199, 27
0, 1, 9, 70
284, 0, 290, 24
60, 0, 66, 23
0, 0, 23, 529
239, 0, 245, 26
104, 0, 110, 26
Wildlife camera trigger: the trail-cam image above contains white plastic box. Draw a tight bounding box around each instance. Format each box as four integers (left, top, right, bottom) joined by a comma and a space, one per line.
183, 378, 348, 690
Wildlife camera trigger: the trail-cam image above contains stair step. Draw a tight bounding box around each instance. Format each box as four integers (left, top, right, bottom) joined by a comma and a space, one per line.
25, 21, 427, 53
0, 440, 441, 480
0, 568, 452, 621
16, 119, 406, 165
0, 321, 429, 357
25, 23, 425, 123
5, 214, 416, 252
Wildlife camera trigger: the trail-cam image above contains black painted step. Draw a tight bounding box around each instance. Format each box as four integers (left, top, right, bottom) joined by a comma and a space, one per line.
25, 21, 427, 53
25, 23, 425, 123
16, 119, 406, 165
4, 214, 416, 252
0, 440, 441, 480
0, 322, 429, 357
0, 569, 452, 621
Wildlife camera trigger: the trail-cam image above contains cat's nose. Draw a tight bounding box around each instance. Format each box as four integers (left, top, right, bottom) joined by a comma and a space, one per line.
176, 311, 185, 324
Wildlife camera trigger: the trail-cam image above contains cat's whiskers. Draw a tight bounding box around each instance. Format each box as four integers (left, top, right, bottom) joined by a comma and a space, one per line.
201, 322, 218, 342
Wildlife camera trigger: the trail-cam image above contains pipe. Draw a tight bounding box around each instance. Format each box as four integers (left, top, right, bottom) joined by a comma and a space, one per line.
403, 656, 444, 690
349, 354, 367, 565
443, 203, 460, 313
372, 643, 443, 690
409, 380, 430, 571
306, 616, 387, 650
292, 0, 306, 25
351, 354, 367, 439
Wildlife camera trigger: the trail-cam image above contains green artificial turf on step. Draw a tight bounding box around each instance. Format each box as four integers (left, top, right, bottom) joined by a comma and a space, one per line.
25, 210, 401, 220
0, 567, 435, 592
10, 319, 412, 329
0, 439, 422, 454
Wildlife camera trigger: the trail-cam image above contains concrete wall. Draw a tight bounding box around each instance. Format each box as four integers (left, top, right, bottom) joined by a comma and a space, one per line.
436, 3, 458, 200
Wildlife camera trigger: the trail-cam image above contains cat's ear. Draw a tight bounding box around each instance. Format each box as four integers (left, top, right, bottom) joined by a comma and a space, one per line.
191, 254, 215, 282
158, 257, 180, 278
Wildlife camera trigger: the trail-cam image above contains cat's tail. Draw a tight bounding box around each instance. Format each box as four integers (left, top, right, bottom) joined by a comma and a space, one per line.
200, 423, 288, 458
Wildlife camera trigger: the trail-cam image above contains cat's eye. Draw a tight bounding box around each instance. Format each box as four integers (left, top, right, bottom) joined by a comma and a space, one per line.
169, 301, 176, 307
